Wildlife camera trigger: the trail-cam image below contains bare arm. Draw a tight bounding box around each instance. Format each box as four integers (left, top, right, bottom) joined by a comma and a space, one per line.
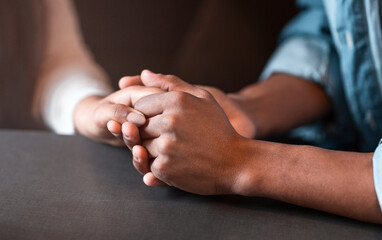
34, 0, 112, 134
229, 73, 331, 138
234, 140, 382, 223
130, 71, 382, 224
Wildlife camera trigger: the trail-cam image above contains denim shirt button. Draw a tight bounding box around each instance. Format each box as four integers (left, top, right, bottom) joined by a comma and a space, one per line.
345, 31, 354, 50
365, 109, 377, 130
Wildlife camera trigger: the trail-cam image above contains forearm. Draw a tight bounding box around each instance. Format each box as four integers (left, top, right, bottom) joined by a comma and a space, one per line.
234, 139, 382, 223
229, 74, 331, 138
34, 0, 112, 134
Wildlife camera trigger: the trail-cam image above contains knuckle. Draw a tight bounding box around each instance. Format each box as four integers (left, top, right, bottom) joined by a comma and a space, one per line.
158, 137, 174, 154
162, 114, 177, 130
170, 91, 188, 105
155, 160, 167, 173
151, 159, 169, 180
112, 104, 127, 119
199, 89, 212, 99
166, 74, 178, 81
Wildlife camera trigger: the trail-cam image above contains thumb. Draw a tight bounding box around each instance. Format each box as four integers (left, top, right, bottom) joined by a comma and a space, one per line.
140, 69, 208, 98
119, 75, 143, 89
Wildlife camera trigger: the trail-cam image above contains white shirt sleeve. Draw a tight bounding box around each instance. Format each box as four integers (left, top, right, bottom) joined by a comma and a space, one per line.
41, 70, 111, 135
35, 0, 113, 135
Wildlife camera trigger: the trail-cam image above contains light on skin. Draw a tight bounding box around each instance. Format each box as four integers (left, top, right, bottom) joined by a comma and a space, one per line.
73, 83, 164, 146
114, 70, 382, 224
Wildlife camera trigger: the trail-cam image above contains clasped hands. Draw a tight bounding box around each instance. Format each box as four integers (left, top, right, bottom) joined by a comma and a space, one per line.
76, 69, 256, 195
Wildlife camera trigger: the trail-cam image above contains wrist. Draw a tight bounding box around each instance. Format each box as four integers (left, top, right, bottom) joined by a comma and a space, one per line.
226, 138, 272, 196
228, 138, 293, 198
73, 95, 104, 136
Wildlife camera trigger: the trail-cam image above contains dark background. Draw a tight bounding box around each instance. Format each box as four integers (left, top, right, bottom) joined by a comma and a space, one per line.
74, 0, 296, 92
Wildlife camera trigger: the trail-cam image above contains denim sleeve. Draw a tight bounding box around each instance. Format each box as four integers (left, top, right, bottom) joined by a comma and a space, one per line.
260, 0, 332, 84
260, 37, 330, 84
373, 140, 382, 211
260, 0, 358, 149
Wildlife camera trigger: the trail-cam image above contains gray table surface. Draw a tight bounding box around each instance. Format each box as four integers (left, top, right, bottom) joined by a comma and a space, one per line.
0, 130, 381, 239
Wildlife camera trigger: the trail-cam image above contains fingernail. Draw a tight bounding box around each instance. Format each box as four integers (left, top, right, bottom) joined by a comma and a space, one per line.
127, 112, 146, 125
133, 156, 140, 163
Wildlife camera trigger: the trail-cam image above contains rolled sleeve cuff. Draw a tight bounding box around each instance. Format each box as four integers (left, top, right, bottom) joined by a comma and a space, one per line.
260, 37, 330, 85
373, 139, 382, 211
42, 70, 112, 135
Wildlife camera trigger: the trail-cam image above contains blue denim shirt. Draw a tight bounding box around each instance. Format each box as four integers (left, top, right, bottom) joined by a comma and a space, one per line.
261, 0, 382, 211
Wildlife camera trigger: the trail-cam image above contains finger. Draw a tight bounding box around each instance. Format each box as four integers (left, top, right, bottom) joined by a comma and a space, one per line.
119, 75, 142, 89
132, 145, 166, 186
95, 102, 145, 126
122, 122, 141, 150
107, 120, 123, 142
134, 90, 201, 118
133, 93, 166, 118
109, 86, 164, 107
126, 111, 146, 126
131, 145, 151, 175
140, 69, 209, 98
141, 138, 161, 159
140, 115, 165, 139
143, 172, 167, 186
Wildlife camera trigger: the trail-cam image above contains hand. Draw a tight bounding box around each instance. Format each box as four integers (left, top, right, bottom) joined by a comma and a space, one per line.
131, 70, 249, 195
73, 84, 164, 146
120, 76, 256, 139
196, 86, 255, 138
118, 71, 255, 187
119, 73, 382, 223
